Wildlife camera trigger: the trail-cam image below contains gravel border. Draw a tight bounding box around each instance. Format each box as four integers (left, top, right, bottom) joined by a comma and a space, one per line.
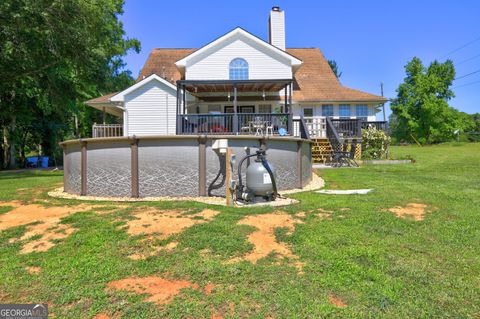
48, 173, 324, 207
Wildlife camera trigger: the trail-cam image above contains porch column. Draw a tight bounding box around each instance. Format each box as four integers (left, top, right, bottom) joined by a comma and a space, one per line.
182, 84, 186, 115
284, 84, 287, 113
176, 82, 181, 134
102, 107, 106, 124
233, 85, 238, 134
288, 82, 293, 134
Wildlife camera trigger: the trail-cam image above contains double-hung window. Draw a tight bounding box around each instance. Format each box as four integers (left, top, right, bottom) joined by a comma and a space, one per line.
322, 104, 334, 117
339, 104, 351, 118
356, 105, 369, 121
303, 108, 314, 117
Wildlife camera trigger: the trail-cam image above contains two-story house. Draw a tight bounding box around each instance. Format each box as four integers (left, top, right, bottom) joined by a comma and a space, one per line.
86, 7, 386, 140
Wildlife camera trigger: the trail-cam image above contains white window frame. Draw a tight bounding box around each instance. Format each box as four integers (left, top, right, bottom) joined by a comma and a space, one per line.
339, 104, 351, 118
303, 107, 314, 117
322, 104, 334, 117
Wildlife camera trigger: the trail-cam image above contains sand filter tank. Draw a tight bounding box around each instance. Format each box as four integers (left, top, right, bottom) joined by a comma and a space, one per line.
235, 148, 277, 202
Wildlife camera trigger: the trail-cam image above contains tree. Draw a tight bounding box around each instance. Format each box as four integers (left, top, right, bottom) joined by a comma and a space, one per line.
390, 57, 473, 144
0, 0, 140, 168
470, 113, 480, 132
328, 60, 342, 79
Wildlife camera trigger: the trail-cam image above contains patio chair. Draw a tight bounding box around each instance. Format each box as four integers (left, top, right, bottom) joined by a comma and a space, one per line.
332, 140, 359, 167
240, 122, 251, 134
265, 121, 274, 136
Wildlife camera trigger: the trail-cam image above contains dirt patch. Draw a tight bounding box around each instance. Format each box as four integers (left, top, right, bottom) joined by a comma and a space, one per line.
329, 294, 347, 308
124, 208, 220, 259
125, 208, 220, 240
204, 283, 216, 295
107, 276, 204, 305
388, 203, 429, 221
295, 212, 306, 218
14, 221, 76, 254
128, 241, 179, 260
0, 202, 97, 231
295, 208, 333, 220
93, 314, 111, 319
228, 212, 304, 271
0, 201, 118, 253
25, 266, 41, 274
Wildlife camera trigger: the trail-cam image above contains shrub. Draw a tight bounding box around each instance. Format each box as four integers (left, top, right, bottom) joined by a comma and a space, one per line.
362, 127, 391, 159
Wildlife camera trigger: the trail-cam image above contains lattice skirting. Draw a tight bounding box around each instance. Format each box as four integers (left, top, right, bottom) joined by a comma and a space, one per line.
311, 139, 362, 163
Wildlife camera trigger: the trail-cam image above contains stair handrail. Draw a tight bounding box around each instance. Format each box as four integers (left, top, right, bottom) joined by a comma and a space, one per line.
299, 115, 311, 140
326, 117, 343, 144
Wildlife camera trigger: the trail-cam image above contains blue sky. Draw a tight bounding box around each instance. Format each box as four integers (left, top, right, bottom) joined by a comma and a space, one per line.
119, 0, 480, 118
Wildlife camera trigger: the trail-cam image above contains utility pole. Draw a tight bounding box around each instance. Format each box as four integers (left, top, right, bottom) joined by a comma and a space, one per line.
380, 82, 386, 121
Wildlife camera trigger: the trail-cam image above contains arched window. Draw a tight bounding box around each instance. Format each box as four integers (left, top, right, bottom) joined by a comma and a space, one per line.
229, 58, 249, 80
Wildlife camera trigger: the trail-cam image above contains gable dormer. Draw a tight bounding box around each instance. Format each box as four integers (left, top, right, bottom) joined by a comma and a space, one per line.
175, 27, 302, 81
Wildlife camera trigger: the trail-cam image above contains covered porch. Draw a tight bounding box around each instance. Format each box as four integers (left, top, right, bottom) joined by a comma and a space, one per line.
176, 79, 294, 136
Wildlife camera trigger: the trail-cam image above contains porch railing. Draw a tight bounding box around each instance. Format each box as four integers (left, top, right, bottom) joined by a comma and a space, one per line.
293, 116, 311, 140
361, 121, 388, 131
328, 118, 363, 139
177, 113, 292, 136
303, 116, 327, 138
92, 123, 123, 138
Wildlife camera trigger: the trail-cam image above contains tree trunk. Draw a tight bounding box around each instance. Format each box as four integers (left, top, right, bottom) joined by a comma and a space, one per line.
0, 127, 4, 169
2, 126, 9, 169
8, 116, 16, 169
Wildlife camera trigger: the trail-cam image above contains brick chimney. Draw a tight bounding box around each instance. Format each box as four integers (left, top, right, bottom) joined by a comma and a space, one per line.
268, 6, 286, 51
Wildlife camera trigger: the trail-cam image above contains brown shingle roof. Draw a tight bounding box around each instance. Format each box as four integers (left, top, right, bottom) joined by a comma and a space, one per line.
286, 48, 386, 102
85, 91, 119, 105
137, 48, 196, 83
89, 47, 386, 104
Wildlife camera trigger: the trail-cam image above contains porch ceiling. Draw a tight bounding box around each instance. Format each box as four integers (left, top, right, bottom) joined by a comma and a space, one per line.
178, 79, 292, 95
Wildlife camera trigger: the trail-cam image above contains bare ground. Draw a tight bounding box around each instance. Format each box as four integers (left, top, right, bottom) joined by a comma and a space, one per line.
388, 203, 430, 221
106, 276, 213, 305
227, 212, 304, 271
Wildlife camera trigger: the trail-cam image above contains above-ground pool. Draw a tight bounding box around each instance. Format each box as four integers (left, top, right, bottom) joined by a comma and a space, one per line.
60, 135, 312, 198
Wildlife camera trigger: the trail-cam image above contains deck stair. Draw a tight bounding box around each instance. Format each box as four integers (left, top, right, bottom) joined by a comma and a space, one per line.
311, 138, 333, 164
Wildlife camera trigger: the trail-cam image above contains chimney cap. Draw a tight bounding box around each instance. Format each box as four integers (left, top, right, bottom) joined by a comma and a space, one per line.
272, 6, 281, 11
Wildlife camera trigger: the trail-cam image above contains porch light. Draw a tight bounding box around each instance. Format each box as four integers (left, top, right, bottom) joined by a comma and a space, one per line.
262, 90, 266, 101
228, 92, 231, 101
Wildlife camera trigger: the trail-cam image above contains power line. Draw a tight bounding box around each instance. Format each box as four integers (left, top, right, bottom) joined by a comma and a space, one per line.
454, 69, 480, 80
441, 35, 480, 58
453, 79, 480, 89
455, 53, 480, 66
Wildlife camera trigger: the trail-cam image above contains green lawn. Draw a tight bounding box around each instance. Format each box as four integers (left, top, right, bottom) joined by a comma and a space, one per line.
0, 143, 479, 318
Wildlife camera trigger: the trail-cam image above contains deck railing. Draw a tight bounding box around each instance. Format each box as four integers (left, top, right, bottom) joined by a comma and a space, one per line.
361, 121, 388, 131
293, 116, 311, 140
177, 113, 292, 136
92, 123, 123, 138
329, 118, 363, 139
303, 116, 327, 138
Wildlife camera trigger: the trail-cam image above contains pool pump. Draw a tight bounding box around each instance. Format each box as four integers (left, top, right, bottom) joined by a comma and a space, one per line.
235, 148, 278, 202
